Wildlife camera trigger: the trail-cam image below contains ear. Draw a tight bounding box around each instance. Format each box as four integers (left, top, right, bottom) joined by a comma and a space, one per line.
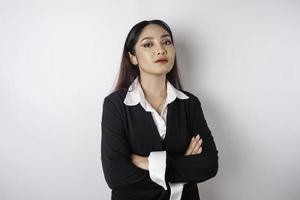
128, 52, 138, 66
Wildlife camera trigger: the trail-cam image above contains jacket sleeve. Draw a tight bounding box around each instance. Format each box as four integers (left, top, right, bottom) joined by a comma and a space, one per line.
101, 96, 158, 190
165, 96, 219, 184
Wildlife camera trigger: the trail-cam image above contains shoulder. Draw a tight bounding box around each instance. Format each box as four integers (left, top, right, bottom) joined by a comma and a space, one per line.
102, 88, 128, 110
177, 89, 201, 104
104, 88, 127, 102
176, 89, 206, 113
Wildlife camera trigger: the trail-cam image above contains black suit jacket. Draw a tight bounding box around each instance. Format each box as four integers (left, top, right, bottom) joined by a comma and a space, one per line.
101, 88, 218, 200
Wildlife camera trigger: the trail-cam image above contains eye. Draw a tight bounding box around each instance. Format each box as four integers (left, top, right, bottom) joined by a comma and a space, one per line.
164, 40, 172, 45
143, 43, 153, 48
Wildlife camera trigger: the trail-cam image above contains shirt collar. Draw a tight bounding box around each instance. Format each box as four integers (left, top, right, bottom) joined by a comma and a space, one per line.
123, 76, 189, 112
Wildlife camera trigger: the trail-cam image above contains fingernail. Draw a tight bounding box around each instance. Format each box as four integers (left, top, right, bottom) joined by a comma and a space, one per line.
196, 134, 200, 139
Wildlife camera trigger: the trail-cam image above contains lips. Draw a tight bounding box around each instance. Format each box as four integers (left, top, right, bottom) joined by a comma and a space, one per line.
155, 58, 168, 63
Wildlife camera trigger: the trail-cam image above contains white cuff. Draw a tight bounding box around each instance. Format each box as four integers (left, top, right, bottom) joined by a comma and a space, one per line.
148, 151, 167, 190
169, 182, 185, 200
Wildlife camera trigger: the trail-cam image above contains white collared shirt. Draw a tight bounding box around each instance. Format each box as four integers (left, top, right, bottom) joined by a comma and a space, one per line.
123, 76, 189, 200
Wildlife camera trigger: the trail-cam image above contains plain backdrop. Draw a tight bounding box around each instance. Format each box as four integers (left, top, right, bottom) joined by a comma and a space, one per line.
0, 0, 299, 200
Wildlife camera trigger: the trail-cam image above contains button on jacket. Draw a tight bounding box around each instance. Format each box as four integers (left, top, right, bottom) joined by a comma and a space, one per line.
101, 77, 219, 200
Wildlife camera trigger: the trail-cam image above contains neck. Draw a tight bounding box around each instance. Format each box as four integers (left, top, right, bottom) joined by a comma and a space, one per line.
139, 74, 167, 98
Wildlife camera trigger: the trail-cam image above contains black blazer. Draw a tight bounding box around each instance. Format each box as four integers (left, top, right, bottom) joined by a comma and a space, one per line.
101, 88, 219, 200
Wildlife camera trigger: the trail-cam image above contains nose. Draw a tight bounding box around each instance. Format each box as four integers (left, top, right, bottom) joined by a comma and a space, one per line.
156, 44, 167, 55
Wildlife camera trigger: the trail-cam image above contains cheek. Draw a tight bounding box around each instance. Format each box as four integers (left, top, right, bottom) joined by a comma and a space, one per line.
139, 51, 152, 60
167, 47, 175, 56
168, 50, 176, 61
135, 48, 152, 60
142, 54, 155, 64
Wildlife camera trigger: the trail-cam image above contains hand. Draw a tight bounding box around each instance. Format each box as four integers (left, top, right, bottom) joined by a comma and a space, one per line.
185, 134, 203, 156
130, 154, 149, 170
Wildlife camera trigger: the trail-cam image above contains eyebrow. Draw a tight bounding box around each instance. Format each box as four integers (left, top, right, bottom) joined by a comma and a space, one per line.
140, 34, 171, 43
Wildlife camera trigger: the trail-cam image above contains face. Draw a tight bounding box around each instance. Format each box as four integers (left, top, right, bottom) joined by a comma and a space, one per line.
128, 24, 176, 76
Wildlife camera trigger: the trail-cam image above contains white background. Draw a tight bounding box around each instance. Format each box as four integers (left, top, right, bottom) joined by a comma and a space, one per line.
1, 0, 299, 200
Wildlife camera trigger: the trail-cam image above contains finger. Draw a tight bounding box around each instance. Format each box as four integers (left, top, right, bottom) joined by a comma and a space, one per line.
191, 142, 200, 154
192, 139, 203, 154
191, 136, 195, 142
185, 137, 195, 155
191, 137, 200, 152
185, 136, 199, 155
185, 135, 201, 156
188, 136, 199, 152
197, 138, 203, 147
197, 147, 202, 154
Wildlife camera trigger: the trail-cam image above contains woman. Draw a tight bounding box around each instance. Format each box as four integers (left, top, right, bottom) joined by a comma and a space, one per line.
101, 19, 218, 200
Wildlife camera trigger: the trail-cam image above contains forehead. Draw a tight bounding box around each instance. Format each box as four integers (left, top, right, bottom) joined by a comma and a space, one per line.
138, 24, 170, 41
